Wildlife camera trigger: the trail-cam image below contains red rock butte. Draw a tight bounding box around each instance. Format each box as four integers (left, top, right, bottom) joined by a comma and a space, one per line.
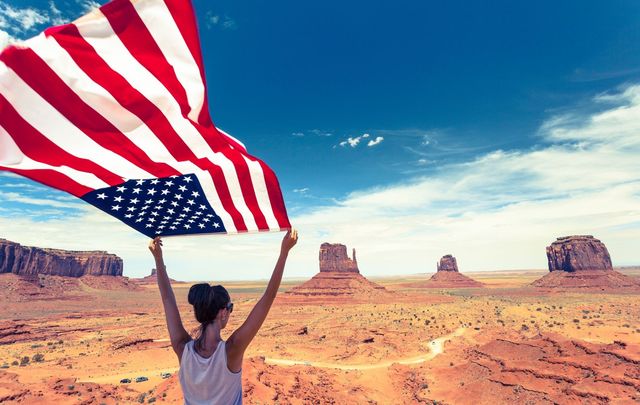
0, 238, 123, 277
422, 255, 483, 288
286, 243, 387, 298
533, 235, 639, 289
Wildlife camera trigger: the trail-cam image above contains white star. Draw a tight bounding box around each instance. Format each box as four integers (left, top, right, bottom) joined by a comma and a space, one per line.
202, 218, 210, 222
151, 211, 159, 217
155, 230, 162, 234
170, 226, 177, 230
136, 179, 145, 186
165, 180, 174, 186
158, 225, 165, 229
111, 205, 121, 211
161, 220, 168, 224
174, 194, 183, 200
198, 223, 205, 229
179, 214, 187, 218
183, 207, 191, 213
148, 218, 156, 223
161, 189, 170, 195
127, 206, 136, 212
163, 216, 171, 221
147, 188, 157, 196
114, 196, 124, 203
132, 188, 141, 194
178, 185, 187, 192
136, 218, 144, 223
167, 209, 175, 215
184, 224, 191, 229
145, 199, 153, 204
183, 176, 193, 183
142, 205, 150, 210
194, 211, 202, 216
157, 198, 165, 204
124, 214, 133, 218
199, 204, 207, 210
187, 199, 195, 205
116, 186, 127, 193
170, 201, 179, 207
150, 179, 160, 185
97, 193, 107, 200
207, 214, 214, 218
191, 191, 200, 198
138, 212, 145, 217
213, 223, 220, 228
146, 223, 153, 228
175, 218, 183, 222
188, 219, 195, 223
130, 198, 139, 204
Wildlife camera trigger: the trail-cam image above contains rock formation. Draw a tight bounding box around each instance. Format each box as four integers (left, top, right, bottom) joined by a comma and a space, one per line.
319, 243, 359, 273
436, 255, 458, 272
0, 238, 123, 277
286, 243, 388, 299
423, 255, 483, 288
546, 235, 612, 272
533, 235, 638, 289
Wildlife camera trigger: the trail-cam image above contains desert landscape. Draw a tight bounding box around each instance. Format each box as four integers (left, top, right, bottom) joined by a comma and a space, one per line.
1, 236, 639, 404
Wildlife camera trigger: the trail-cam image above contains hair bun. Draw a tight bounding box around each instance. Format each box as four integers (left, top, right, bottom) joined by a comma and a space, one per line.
188, 283, 210, 306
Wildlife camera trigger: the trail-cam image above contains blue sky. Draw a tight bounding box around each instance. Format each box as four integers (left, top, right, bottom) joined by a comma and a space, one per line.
0, 0, 639, 280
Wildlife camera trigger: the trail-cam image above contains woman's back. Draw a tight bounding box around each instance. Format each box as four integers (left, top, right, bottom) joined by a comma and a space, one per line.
178, 340, 242, 405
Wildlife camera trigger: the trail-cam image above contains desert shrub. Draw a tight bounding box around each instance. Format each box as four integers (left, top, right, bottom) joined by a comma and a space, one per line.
32, 354, 44, 363
11, 360, 18, 366
20, 356, 30, 366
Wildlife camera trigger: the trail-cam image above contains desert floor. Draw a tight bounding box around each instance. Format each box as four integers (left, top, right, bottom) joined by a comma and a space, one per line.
0, 268, 639, 404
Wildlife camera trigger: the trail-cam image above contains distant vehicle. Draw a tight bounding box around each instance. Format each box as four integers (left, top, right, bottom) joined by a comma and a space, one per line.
120, 378, 131, 384
161, 372, 172, 379
135, 376, 148, 383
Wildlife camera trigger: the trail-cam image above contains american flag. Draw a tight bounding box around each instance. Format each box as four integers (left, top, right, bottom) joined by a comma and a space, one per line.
0, 0, 290, 237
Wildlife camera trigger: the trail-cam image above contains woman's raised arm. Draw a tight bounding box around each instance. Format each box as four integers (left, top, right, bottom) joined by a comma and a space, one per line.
226, 229, 298, 369
148, 237, 191, 360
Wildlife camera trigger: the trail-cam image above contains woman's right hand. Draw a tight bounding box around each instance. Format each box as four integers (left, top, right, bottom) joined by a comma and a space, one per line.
281, 229, 298, 253
148, 236, 164, 260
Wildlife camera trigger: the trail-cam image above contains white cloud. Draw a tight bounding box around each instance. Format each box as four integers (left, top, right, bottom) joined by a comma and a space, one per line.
339, 133, 370, 148
291, 132, 304, 137
0, 2, 48, 32
293, 188, 309, 194
367, 136, 384, 147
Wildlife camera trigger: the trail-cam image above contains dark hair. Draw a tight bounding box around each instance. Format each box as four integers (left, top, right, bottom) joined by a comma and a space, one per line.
188, 283, 231, 352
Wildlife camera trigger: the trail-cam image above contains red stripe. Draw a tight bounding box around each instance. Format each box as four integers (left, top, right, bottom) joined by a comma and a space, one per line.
0, 167, 92, 197
101, 0, 193, 121
46, 24, 248, 231
0, 94, 123, 188
196, 126, 269, 230
2, 47, 177, 179
256, 159, 291, 229
163, 0, 213, 127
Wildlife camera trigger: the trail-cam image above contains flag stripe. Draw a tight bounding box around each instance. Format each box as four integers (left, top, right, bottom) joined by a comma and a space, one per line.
0, 122, 108, 194
0, 91, 125, 187
0, 61, 153, 181
130, 0, 206, 123
27, 34, 240, 233
2, 46, 178, 180
46, 25, 247, 232
162, 0, 212, 127
72, 15, 263, 231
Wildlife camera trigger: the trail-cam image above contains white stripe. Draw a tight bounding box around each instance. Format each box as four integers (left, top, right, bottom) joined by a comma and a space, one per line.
219, 128, 247, 152
27, 34, 238, 233
242, 155, 280, 230
132, 0, 205, 123
0, 124, 110, 189
75, 15, 260, 230
0, 61, 151, 181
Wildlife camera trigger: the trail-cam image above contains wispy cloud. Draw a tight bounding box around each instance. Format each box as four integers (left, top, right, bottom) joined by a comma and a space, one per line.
205, 11, 236, 30
291, 132, 305, 137
293, 188, 310, 194
339, 133, 370, 148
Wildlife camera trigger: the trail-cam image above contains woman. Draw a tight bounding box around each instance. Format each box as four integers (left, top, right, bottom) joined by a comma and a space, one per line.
148, 229, 298, 405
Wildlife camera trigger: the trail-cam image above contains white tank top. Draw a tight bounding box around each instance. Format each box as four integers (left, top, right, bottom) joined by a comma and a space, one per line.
178, 340, 242, 405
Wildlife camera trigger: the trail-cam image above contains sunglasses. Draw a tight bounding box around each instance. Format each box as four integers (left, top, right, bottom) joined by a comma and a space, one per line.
226, 302, 234, 313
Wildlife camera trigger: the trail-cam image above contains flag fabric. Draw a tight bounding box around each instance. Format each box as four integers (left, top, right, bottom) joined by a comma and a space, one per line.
0, 0, 290, 237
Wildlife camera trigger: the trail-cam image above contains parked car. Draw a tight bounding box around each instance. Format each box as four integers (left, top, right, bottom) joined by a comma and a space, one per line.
135, 376, 148, 383
161, 372, 172, 379
119, 378, 131, 384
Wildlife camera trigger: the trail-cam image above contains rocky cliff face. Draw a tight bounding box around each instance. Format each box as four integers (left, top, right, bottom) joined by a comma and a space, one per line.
0, 238, 123, 277
546, 235, 612, 272
319, 243, 359, 273
437, 255, 458, 272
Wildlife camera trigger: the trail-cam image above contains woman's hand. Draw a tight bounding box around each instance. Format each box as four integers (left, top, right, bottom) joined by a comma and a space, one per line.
148, 236, 164, 261
281, 228, 298, 254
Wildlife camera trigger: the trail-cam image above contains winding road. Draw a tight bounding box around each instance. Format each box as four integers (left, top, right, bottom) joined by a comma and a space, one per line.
264, 327, 466, 370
